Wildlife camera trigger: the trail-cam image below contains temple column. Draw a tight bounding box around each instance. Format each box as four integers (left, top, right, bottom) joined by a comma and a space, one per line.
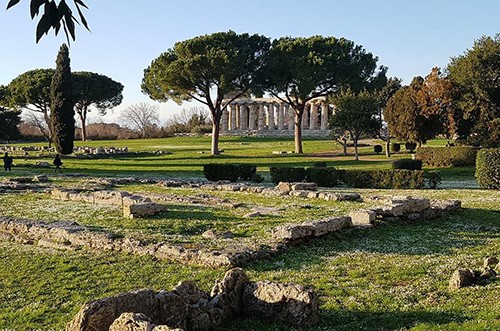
277, 103, 285, 130
239, 105, 247, 130
235, 105, 241, 129
321, 102, 329, 130
267, 103, 275, 130
287, 105, 294, 131
310, 103, 318, 130
229, 104, 237, 130
221, 108, 229, 132
302, 104, 309, 130
258, 103, 265, 130
248, 104, 256, 130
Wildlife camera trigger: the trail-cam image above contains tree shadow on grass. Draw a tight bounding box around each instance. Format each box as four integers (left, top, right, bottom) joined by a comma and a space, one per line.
221, 309, 469, 331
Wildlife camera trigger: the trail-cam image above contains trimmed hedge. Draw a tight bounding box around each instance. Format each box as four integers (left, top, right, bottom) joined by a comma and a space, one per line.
476, 149, 500, 189
415, 146, 478, 167
405, 142, 417, 152
392, 159, 423, 170
391, 143, 401, 153
269, 167, 306, 184
374, 145, 383, 154
305, 167, 345, 187
204, 164, 256, 182
343, 169, 425, 189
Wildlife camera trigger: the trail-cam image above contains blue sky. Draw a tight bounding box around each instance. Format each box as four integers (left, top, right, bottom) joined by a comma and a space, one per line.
0, 0, 498, 123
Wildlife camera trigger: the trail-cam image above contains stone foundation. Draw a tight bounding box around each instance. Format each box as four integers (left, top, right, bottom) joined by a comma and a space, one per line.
66, 268, 319, 331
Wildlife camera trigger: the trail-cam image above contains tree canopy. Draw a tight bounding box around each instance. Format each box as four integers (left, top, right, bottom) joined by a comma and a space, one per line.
0, 85, 20, 141
73, 71, 123, 141
260, 35, 386, 153
142, 30, 270, 155
448, 34, 500, 147
330, 89, 381, 160
6, 0, 89, 43
50, 43, 74, 154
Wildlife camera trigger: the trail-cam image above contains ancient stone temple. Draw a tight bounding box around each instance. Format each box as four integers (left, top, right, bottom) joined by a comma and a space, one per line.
221, 97, 331, 137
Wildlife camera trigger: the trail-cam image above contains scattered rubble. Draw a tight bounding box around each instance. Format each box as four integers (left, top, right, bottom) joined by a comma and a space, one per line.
449, 256, 499, 289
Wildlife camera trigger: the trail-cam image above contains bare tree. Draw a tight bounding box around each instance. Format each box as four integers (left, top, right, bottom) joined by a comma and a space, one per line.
24, 112, 50, 143
120, 103, 160, 139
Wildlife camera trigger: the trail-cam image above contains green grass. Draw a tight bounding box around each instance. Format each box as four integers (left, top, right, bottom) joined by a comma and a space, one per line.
0, 136, 497, 330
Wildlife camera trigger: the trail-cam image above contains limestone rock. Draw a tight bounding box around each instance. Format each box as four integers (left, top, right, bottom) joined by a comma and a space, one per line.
479, 267, 496, 280
155, 291, 188, 328
272, 224, 314, 241
172, 281, 209, 305
483, 256, 499, 268
210, 268, 248, 317
291, 182, 317, 191
242, 281, 319, 326
109, 312, 154, 331
66, 289, 158, 331
34, 161, 50, 168
123, 203, 166, 218
349, 209, 377, 226
449, 269, 475, 289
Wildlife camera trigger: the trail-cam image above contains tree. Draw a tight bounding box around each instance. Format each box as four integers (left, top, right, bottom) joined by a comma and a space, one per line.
260, 35, 386, 153
0, 86, 20, 142
6, 0, 89, 43
50, 43, 74, 154
73, 71, 124, 141
142, 31, 270, 155
384, 77, 442, 146
329, 89, 381, 160
378, 77, 402, 157
120, 103, 160, 139
7, 68, 54, 145
166, 107, 211, 133
448, 34, 500, 147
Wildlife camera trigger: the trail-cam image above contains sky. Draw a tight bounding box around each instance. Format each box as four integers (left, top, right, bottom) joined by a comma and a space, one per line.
0, 0, 498, 125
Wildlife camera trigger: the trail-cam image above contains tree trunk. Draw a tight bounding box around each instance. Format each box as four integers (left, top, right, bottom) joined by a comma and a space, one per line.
385, 138, 391, 158
43, 109, 52, 148
342, 139, 348, 156
79, 112, 87, 141
354, 138, 359, 161
211, 121, 220, 155
294, 112, 303, 154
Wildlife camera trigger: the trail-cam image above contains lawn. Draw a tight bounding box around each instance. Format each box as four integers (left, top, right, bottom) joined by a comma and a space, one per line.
0, 136, 497, 331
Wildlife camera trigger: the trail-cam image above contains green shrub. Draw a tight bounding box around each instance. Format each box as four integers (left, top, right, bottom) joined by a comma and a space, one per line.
313, 162, 327, 167
305, 167, 344, 187
392, 159, 423, 170
269, 167, 306, 184
476, 149, 500, 189
391, 143, 401, 153
373, 145, 383, 154
203, 164, 256, 182
416, 147, 478, 167
405, 142, 417, 152
426, 171, 442, 189
343, 169, 424, 189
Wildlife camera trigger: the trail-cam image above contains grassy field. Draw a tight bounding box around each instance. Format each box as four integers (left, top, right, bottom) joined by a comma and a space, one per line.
0, 136, 497, 331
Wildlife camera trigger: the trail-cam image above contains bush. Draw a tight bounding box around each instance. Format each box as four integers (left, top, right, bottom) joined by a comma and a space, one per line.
305, 167, 344, 187
269, 167, 306, 184
426, 171, 442, 189
416, 147, 478, 167
392, 159, 423, 170
313, 162, 327, 167
391, 143, 401, 153
343, 169, 425, 189
476, 149, 500, 189
373, 145, 383, 154
405, 142, 417, 152
203, 164, 256, 182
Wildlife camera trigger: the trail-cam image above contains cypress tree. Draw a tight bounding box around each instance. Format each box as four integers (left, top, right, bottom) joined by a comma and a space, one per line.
50, 44, 74, 155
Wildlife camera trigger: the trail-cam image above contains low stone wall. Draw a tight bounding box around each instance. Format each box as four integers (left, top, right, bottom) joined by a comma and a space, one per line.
51, 188, 166, 218
73, 146, 129, 155
66, 268, 319, 331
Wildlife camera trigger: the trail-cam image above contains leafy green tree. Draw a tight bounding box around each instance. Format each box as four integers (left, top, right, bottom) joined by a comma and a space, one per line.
384, 77, 441, 146
448, 34, 500, 147
260, 35, 386, 153
378, 77, 402, 157
6, 0, 89, 43
142, 31, 270, 155
0, 86, 20, 142
329, 89, 381, 160
73, 71, 123, 141
50, 44, 74, 154
6, 68, 54, 145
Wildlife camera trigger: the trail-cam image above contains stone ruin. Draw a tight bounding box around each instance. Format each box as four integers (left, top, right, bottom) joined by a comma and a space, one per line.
51, 188, 166, 218
66, 268, 319, 331
449, 256, 499, 289
73, 146, 129, 155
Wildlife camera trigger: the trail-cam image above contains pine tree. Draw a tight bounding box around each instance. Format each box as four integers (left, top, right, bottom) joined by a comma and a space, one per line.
50, 44, 74, 154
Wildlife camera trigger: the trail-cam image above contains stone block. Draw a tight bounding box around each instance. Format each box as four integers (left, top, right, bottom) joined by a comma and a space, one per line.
484, 256, 499, 269
109, 312, 154, 331
272, 224, 314, 241
275, 182, 292, 194
307, 191, 319, 199
302, 216, 352, 236
123, 203, 166, 218
289, 190, 309, 198
123, 195, 152, 206
449, 269, 475, 290
291, 182, 317, 191
94, 190, 128, 205
349, 209, 377, 225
